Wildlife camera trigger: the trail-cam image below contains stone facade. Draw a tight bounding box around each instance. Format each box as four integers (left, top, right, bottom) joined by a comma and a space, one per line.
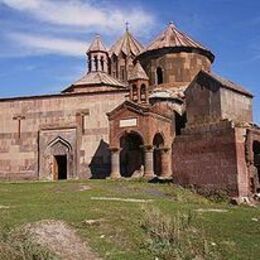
139, 51, 212, 87
0, 22, 259, 198
0, 91, 126, 180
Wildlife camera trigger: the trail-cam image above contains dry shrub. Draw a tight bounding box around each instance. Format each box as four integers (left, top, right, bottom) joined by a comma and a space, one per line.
140, 206, 220, 259
0, 229, 57, 260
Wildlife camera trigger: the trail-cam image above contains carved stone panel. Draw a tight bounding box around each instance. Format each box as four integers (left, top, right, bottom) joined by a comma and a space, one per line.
39, 128, 77, 180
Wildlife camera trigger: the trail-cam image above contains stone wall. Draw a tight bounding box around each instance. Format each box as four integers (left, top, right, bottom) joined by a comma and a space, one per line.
139, 51, 211, 87
172, 122, 248, 197
220, 88, 253, 123
185, 80, 221, 125
185, 75, 253, 126
0, 91, 126, 180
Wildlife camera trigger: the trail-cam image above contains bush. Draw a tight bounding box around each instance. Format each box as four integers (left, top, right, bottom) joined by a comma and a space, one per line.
0, 229, 57, 260
140, 206, 220, 259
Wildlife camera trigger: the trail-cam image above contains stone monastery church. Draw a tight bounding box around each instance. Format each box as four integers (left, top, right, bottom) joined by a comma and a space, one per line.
0, 22, 259, 198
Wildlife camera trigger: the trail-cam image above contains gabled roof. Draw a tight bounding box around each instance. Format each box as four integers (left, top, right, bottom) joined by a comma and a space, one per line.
109, 30, 144, 57
140, 22, 214, 62
107, 100, 172, 121
189, 70, 253, 97
107, 100, 149, 119
128, 61, 149, 81
88, 34, 107, 53
71, 72, 125, 87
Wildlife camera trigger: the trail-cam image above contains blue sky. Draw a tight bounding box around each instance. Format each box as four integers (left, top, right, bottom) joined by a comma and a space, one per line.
0, 0, 259, 123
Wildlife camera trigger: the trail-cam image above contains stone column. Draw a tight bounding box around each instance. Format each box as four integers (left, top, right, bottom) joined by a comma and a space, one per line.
110, 148, 121, 179
143, 145, 155, 178
161, 147, 172, 178
97, 54, 101, 72
137, 84, 141, 103
91, 56, 95, 72
103, 58, 108, 73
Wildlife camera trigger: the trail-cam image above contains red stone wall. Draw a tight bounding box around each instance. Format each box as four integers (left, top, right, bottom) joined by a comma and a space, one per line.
139, 51, 211, 87
109, 106, 173, 148
172, 123, 242, 196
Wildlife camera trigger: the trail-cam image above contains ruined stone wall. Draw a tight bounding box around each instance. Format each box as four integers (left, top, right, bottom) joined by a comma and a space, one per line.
172, 121, 246, 197
140, 51, 211, 87
220, 88, 253, 123
0, 91, 126, 180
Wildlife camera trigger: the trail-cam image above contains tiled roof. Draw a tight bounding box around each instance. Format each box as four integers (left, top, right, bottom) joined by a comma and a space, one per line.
109, 31, 144, 57
142, 22, 214, 61
201, 70, 253, 97
128, 61, 149, 81
88, 34, 107, 53
72, 72, 125, 87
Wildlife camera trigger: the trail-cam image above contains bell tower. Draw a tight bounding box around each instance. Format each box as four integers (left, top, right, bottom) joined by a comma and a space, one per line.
128, 61, 149, 104
87, 34, 108, 73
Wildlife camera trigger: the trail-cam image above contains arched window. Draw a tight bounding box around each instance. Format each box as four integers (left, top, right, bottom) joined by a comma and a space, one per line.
132, 84, 138, 102
100, 57, 104, 71
94, 56, 98, 71
156, 67, 163, 84
140, 84, 146, 102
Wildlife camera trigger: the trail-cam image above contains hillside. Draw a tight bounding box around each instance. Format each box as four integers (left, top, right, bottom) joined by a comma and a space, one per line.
0, 180, 259, 259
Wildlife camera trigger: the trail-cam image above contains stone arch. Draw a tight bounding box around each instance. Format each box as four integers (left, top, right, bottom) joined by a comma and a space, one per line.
156, 67, 163, 84
119, 131, 144, 177
153, 133, 165, 176
47, 136, 73, 180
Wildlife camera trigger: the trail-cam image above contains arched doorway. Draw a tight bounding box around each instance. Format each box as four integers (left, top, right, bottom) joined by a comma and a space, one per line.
153, 133, 164, 176
120, 132, 144, 177
253, 141, 260, 191
48, 137, 72, 180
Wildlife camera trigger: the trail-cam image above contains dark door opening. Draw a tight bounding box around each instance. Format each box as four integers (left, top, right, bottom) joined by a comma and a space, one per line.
120, 132, 144, 177
153, 133, 164, 176
54, 155, 67, 180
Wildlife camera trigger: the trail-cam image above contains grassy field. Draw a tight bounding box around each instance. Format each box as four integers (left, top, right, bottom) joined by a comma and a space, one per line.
0, 180, 259, 259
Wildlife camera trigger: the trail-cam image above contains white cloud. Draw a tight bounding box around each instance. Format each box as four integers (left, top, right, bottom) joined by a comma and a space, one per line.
8, 33, 88, 57
0, 0, 155, 34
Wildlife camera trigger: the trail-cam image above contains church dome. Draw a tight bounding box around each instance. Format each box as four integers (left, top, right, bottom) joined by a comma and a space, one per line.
109, 30, 144, 58
87, 34, 107, 53
136, 22, 215, 88
139, 22, 214, 63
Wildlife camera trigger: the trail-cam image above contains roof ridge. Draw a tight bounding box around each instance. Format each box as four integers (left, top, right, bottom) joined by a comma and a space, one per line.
140, 22, 214, 62
109, 30, 144, 57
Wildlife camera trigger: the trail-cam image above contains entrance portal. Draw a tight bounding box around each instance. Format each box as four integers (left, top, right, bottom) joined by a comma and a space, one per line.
253, 141, 260, 191
120, 132, 144, 177
153, 133, 164, 176
54, 155, 67, 180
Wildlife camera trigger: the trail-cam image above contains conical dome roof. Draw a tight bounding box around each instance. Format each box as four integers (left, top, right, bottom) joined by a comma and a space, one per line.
128, 61, 149, 81
140, 22, 214, 62
87, 34, 107, 53
109, 30, 144, 57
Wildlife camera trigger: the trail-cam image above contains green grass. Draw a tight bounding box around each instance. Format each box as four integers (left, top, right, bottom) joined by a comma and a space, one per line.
0, 180, 259, 259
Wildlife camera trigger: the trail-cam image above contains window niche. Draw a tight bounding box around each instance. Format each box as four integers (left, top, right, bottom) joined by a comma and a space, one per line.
156, 67, 163, 84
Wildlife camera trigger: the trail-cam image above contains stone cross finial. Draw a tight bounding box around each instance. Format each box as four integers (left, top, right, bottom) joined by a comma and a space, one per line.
125, 21, 129, 32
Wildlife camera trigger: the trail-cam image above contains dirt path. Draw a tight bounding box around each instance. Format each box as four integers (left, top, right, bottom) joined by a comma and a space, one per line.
25, 220, 101, 260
